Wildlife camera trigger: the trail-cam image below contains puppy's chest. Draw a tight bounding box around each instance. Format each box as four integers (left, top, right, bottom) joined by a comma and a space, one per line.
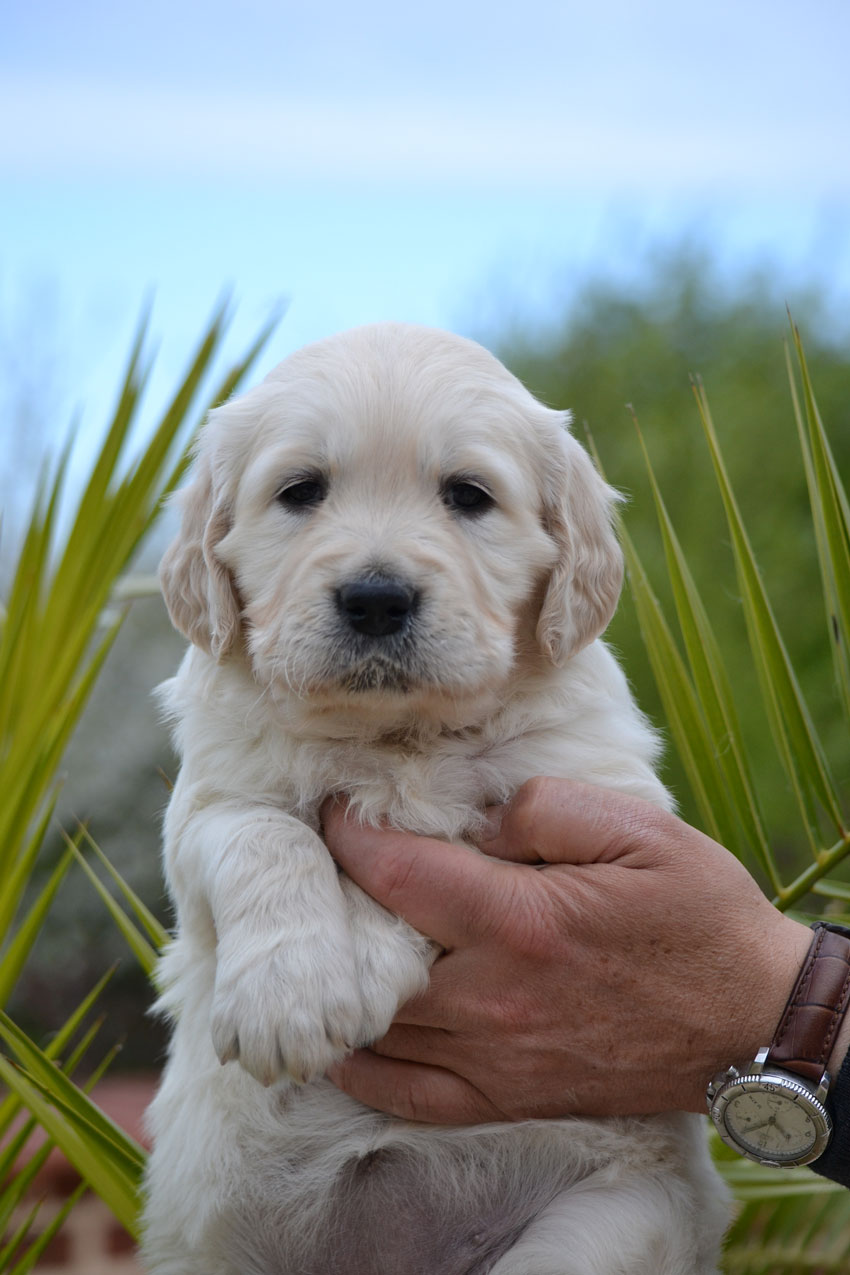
283, 736, 511, 841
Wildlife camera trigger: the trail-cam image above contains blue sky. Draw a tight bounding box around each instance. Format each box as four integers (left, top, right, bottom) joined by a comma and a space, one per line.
2, 0, 849, 455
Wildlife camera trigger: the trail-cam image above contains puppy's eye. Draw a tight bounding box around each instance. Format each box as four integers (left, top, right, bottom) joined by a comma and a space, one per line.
276, 477, 327, 511
442, 480, 494, 516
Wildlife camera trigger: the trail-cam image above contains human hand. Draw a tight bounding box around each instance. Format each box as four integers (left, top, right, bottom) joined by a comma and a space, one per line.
323, 779, 814, 1123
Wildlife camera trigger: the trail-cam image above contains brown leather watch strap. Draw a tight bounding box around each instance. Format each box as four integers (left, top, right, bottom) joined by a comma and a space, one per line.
766, 923, 850, 1084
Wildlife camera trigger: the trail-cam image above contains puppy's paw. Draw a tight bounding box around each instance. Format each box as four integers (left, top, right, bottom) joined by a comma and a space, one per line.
210, 936, 362, 1086
355, 931, 433, 1046
341, 877, 434, 1046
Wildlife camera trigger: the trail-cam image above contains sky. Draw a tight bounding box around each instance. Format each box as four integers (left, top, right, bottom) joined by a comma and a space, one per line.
2, 0, 849, 460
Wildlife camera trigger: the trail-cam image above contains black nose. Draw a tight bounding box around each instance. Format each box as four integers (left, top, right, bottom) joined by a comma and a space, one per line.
336, 577, 418, 637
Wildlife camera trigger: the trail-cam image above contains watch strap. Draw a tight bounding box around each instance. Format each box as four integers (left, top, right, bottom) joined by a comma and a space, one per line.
766, 922, 850, 1085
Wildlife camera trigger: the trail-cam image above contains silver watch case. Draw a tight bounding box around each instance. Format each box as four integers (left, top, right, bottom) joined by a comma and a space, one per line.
706, 1047, 833, 1167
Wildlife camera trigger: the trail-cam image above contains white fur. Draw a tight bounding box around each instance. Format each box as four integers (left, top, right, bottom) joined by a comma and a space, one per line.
143, 323, 729, 1274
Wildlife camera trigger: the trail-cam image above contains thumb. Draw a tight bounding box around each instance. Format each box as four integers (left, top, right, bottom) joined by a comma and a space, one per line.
322, 798, 522, 949
477, 778, 680, 869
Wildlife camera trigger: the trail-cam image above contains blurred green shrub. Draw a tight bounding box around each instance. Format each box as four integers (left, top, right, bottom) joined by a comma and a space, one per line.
498, 250, 850, 874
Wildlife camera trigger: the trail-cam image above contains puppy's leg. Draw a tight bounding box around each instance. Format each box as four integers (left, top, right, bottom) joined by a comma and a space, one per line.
487, 1172, 723, 1275
339, 874, 434, 1043
172, 801, 363, 1085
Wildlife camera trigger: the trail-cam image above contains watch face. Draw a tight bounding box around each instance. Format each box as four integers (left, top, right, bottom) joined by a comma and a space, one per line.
723, 1090, 817, 1161
713, 1073, 831, 1166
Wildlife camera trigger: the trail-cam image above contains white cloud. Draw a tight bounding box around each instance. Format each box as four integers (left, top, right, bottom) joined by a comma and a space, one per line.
2, 71, 848, 195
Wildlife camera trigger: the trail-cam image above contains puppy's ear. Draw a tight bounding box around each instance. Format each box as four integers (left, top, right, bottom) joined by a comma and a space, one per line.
536, 423, 624, 666
159, 443, 242, 660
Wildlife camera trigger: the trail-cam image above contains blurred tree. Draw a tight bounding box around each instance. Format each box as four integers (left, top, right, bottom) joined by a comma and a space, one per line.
497, 248, 850, 871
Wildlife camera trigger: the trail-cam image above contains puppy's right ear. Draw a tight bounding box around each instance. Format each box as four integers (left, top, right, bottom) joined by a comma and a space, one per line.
159, 446, 241, 660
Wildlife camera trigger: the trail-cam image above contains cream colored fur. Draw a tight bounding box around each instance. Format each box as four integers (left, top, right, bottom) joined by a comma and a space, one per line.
143, 323, 729, 1274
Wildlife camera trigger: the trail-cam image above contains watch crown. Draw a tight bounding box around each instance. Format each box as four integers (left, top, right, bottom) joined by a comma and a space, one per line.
705, 1064, 740, 1109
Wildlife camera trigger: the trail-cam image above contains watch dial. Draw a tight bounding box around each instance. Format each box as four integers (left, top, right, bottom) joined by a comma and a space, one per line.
724, 1090, 817, 1161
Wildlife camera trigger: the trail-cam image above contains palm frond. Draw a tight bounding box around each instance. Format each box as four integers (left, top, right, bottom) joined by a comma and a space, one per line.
785, 323, 850, 726
0, 299, 280, 1263
617, 322, 850, 1269
692, 375, 845, 856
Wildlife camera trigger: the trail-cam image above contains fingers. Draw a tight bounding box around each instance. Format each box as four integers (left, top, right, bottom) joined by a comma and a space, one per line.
322, 799, 521, 949
326, 1050, 507, 1125
477, 778, 682, 868
367, 1020, 459, 1063
390, 960, 475, 1029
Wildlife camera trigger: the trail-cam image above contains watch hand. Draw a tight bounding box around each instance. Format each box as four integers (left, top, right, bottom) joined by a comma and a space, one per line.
742, 1114, 795, 1145
742, 1118, 775, 1134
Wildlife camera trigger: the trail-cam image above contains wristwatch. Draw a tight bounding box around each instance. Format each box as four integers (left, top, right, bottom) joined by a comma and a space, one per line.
707, 922, 850, 1168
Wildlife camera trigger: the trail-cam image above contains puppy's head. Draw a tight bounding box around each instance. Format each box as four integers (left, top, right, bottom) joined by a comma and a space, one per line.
160, 323, 622, 721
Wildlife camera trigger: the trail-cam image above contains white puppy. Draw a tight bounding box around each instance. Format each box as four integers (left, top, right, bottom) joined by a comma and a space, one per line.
143, 323, 729, 1275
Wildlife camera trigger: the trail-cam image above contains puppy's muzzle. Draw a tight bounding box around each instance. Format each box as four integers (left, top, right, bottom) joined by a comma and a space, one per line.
335, 576, 419, 638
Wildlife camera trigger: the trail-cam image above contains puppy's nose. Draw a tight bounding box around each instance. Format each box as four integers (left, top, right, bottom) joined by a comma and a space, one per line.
336, 577, 418, 637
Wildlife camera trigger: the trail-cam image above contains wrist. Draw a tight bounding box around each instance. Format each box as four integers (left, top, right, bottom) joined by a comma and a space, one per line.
707, 920, 850, 1168
728, 913, 813, 1071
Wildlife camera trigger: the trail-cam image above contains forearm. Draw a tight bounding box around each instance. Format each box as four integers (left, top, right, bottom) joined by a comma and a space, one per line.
166, 795, 339, 935
166, 796, 361, 1085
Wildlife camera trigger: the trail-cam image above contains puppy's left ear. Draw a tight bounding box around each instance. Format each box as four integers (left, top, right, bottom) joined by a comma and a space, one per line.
536, 426, 624, 666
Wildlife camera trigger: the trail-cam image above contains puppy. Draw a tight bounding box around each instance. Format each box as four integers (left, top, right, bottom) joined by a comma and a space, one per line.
143, 323, 729, 1274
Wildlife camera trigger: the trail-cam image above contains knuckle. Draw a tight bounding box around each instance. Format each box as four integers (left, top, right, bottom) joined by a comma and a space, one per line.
367, 841, 420, 910
479, 871, 554, 958
510, 776, 551, 825
503, 777, 556, 854
620, 800, 678, 859
400, 1077, 440, 1124
518, 775, 554, 806
401, 1076, 478, 1126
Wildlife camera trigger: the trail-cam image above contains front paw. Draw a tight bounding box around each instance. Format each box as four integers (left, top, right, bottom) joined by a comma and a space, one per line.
341, 877, 434, 1046
210, 936, 362, 1086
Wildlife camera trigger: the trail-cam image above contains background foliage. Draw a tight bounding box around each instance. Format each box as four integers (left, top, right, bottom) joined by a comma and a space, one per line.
1, 253, 849, 1269
499, 251, 850, 882
10, 250, 850, 1062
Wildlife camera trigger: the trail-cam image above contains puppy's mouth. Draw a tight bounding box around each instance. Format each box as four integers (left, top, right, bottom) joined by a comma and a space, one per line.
329, 574, 422, 695
340, 658, 413, 696
327, 630, 424, 697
